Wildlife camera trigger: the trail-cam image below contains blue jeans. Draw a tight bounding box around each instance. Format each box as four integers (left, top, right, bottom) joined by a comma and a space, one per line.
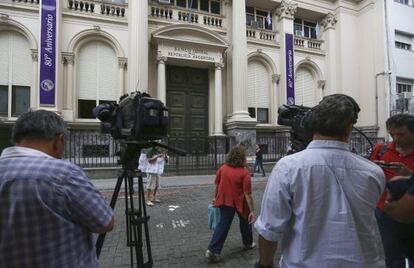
375, 208, 414, 268
208, 205, 253, 254
253, 159, 265, 176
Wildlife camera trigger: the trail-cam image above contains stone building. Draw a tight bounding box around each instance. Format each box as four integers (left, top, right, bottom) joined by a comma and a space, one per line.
0, 0, 390, 153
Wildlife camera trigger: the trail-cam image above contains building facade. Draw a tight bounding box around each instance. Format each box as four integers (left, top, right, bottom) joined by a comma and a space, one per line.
0, 0, 390, 152
387, 0, 414, 115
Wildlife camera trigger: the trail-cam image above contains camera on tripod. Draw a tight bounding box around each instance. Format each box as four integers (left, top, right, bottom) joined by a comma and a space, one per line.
277, 104, 313, 152
92, 91, 169, 141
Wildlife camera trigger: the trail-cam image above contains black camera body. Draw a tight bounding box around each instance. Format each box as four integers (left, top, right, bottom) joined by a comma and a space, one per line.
93, 92, 169, 141
277, 104, 313, 152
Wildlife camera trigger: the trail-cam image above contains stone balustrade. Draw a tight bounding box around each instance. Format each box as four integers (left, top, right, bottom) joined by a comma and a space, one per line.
10, 0, 39, 5
149, 5, 223, 29
294, 36, 323, 50
67, 0, 127, 18
246, 27, 278, 44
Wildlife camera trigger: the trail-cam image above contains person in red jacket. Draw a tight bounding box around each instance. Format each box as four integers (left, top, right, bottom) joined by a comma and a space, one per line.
205, 145, 255, 263
371, 113, 414, 268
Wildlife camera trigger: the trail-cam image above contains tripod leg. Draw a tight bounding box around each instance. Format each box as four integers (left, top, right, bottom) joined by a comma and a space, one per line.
96, 170, 126, 257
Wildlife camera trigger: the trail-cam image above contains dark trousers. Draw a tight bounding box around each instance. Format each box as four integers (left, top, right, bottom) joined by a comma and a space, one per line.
253, 159, 265, 176
208, 205, 253, 254
375, 208, 414, 268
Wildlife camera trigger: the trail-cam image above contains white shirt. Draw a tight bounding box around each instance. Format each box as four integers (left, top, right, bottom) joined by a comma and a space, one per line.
255, 140, 386, 268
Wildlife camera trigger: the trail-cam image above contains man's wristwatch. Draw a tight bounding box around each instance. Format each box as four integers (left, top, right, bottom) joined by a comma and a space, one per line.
254, 261, 273, 268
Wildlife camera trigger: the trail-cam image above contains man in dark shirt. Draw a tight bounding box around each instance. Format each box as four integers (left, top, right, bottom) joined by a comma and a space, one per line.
252, 144, 265, 177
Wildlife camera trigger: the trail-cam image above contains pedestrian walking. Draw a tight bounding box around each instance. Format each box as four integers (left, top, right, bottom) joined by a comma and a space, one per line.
205, 146, 256, 263
252, 144, 265, 177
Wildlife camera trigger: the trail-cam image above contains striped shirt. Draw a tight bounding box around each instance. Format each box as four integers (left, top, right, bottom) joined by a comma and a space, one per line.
0, 146, 113, 268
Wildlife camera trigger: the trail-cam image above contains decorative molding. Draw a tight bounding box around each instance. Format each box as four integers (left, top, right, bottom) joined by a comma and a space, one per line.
93, 25, 101, 31
62, 52, 75, 65
0, 13, 9, 22
272, 74, 281, 84
317, 80, 326, 89
276, 0, 297, 21
118, 57, 128, 68
156, 55, 167, 64
321, 13, 338, 31
215, 62, 224, 69
31, 49, 38, 62
224, 0, 231, 6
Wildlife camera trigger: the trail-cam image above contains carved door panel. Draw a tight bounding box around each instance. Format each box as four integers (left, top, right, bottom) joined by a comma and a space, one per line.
167, 66, 209, 151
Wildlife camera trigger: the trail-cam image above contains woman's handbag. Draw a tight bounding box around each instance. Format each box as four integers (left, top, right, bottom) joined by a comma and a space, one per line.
208, 204, 220, 230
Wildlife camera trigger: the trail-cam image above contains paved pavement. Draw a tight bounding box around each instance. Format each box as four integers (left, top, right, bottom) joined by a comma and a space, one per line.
94, 174, 281, 268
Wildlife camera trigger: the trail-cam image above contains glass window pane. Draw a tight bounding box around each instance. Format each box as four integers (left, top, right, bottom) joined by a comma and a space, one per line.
190, 0, 198, 9
294, 18, 302, 24
12, 86, 30, 117
200, 0, 209, 11
211, 0, 220, 14
248, 107, 256, 118
256, 10, 267, 17
0, 86, 8, 117
304, 21, 316, 27
246, 6, 254, 13
78, 99, 97, 119
176, 0, 186, 8
257, 108, 268, 123
256, 16, 264, 28
246, 14, 255, 26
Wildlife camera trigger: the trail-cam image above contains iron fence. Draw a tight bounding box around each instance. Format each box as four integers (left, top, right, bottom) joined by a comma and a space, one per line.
63, 133, 385, 173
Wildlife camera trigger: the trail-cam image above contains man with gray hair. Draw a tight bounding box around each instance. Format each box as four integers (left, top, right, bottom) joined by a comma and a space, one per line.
0, 110, 114, 268
254, 94, 386, 268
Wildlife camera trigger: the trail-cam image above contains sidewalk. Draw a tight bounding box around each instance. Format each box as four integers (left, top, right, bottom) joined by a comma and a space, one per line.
97, 177, 278, 268
91, 173, 269, 192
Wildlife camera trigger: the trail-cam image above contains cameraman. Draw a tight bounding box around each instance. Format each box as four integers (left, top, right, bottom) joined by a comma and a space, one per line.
0, 110, 114, 268
371, 114, 414, 267
254, 94, 385, 268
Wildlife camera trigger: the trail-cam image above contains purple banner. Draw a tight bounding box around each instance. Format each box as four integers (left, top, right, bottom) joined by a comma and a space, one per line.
39, 0, 57, 105
285, 33, 295, 105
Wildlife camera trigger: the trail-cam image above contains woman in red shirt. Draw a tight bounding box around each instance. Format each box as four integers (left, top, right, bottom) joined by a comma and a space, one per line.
205, 146, 256, 263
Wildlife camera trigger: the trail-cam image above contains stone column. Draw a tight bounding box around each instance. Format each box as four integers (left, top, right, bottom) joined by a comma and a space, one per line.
226, 0, 256, 155
128, 1, 148, 93
214, 63, 224, 135
276, 0, 297, 104
118, 57, 127, 96
31, 49, 38, 109
321, 13, 338, 95
228, 0, 252, 122
156, 55, 167, 104
61, 52, 74, 120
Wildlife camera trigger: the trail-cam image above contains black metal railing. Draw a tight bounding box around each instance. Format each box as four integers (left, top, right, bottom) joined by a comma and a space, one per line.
63, 133, 385, 173
64, 133, 120, 168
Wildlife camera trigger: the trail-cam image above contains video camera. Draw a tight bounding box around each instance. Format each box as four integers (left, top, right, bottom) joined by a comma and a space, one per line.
92, 91, 169, 141
277, 104, 313, 152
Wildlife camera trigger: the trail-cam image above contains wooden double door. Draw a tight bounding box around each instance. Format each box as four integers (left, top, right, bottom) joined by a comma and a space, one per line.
166, 65, 209, 138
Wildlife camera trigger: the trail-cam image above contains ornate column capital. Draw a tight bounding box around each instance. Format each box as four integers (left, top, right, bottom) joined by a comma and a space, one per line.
317, 79, 326, 89
156, 56, 168, 64
276, 0, 297, 21
224, 0, 231, 6
31, 49, 38, 62
321, 13, 338, 31
272, 74, 281, 84
62, 52, 75, 65
118, 57, 128, 69
215, 62, 224, 69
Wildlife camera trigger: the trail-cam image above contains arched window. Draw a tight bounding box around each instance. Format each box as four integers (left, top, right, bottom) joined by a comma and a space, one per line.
247, 60, 270, 123
295, 67, 316, 107
77, 40, 119, 119
0, 31, 32, 118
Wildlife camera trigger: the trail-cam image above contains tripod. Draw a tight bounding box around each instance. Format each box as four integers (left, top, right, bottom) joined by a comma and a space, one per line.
95, 141, 186, 268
